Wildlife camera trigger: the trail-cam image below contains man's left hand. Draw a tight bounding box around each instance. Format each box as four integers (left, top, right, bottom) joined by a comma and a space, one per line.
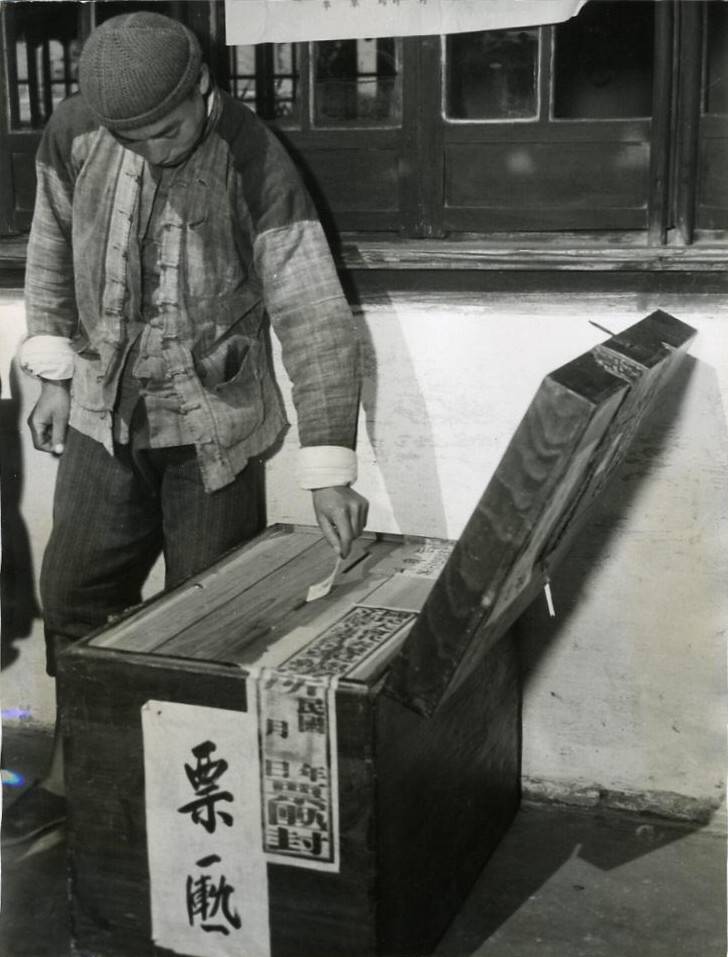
312, 486, 369, 558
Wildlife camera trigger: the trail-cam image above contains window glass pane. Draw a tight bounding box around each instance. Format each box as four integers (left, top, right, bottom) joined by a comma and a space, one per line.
705, 1, 728, 115
553, 1, 654, 119
313, 38, 401, 127
228, 43, 300, 126
445, 29, 539, 121
5, 1, 81, 130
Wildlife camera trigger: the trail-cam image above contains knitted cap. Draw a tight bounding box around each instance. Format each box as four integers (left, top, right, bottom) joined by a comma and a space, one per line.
78, 12, 202, 131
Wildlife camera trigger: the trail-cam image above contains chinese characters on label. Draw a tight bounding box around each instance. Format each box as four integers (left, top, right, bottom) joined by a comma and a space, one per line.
279, 605, 416, 677
142, 699, 271, 957
258, 672, 339, 869
187, 854, 242, 937
397, 540, 454, 579
179, 741, 240, 936
179, 740, 234, 833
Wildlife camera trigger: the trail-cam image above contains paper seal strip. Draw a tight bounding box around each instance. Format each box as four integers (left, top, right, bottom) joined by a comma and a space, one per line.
258, 670, 340, 872
278, 605, 416, 678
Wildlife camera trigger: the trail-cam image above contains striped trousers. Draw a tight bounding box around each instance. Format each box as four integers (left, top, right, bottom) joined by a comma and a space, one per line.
40, 427, 263, 675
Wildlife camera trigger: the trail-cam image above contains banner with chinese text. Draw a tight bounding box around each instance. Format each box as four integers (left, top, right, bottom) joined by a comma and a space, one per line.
224, 0, 587, 45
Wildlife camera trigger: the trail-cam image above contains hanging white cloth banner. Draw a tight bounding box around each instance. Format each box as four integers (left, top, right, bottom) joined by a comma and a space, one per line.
224, 0, 588, 45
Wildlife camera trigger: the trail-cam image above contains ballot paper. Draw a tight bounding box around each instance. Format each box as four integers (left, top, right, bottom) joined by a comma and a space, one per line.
306, 540, 369, 602
306, 556, 343, 602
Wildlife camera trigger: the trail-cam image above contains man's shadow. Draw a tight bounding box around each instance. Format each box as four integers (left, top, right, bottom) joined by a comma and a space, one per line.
277, 133, 450, 538
1, 361, 40, 669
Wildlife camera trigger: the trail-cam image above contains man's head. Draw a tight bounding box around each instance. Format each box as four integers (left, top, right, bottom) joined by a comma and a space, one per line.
78, 12, 210, 166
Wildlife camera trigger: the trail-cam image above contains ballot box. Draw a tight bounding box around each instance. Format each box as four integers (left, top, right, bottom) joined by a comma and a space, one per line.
59, 310, 695, 957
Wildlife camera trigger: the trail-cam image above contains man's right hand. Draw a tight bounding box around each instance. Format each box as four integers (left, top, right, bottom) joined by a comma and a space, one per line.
28, 379, 71, 454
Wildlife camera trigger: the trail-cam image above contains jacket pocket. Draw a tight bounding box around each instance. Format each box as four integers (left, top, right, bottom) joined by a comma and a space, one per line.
193, 322, 266, 447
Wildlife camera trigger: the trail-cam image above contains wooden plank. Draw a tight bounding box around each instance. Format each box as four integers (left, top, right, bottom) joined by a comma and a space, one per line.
152, 536, 414, 669
153, 537, 351, 661
437, 310, 698, 706
445, 141, 650, 213
4, 232, 728, 273
385, 311, 696, 717
674, 1, 703, 244
299, 149, 400, 212
90, 525, 322, 654
337, 237, 728, 272
443, 206, 649, 233
384, 353, 627, 717
647, 0, 675, 244
540, 309, 697, 563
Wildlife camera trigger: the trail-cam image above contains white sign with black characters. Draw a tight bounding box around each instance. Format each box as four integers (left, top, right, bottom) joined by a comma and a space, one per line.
142, 695, 270, 957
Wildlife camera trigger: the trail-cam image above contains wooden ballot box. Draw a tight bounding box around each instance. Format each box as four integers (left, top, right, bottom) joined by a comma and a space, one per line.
59, 311, 695, 957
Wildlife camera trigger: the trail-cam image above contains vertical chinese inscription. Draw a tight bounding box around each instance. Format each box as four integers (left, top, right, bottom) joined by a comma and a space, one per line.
179, 740, 240, 938
187, 854, 242, 937
259, 672, 339, 870
178, 741, 234, 833
142, 698, 271, 957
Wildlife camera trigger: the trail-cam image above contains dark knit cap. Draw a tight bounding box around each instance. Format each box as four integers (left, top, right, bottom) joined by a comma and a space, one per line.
78, 12, 202, 131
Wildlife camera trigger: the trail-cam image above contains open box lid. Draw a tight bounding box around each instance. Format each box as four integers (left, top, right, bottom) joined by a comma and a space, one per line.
384, 310, 697, 717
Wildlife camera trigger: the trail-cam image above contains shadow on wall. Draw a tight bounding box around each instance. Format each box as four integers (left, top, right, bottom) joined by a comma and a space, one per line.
436, 355, 727, 953
0, 361, 40, 669
350, 292, 450, 538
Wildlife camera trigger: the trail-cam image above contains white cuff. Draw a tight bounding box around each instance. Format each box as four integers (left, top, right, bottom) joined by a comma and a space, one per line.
297, 445, 357, 490
18, 335, 74, 380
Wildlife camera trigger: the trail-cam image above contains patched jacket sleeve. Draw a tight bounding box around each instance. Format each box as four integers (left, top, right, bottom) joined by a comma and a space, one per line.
24, 105, 79, 341
254, 217, 360, 453
241, 119, 360, 458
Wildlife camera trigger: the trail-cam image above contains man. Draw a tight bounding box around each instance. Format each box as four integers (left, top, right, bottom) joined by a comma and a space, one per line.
4, 12, 368, 844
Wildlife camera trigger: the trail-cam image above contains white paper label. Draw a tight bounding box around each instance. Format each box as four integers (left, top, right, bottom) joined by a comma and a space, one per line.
142, 696, 270, 957
397, 540, 454, 579
258, 671, 340, 871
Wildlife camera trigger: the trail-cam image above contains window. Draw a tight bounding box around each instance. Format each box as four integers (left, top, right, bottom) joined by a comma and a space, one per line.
227, 37, 402, 129
2, 1, 727, 246
4, 2, 81, 130
228, 43, 300, 124
552, 1, 655, 120
314, 39, 401, 127
220, 3, 663, 236
445, 29, 539, 122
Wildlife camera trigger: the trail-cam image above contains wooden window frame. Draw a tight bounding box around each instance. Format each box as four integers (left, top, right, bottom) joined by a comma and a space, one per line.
1, 0, 727, 269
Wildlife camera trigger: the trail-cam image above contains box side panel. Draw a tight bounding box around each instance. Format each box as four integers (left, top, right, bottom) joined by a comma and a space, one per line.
374, 634, 521, 956
60, 650, 378, 957
268, 686, 378, 957
59, 653, 248, 957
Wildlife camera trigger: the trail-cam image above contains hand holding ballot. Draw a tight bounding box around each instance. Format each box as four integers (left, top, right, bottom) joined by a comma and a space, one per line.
312, 485, 369, 559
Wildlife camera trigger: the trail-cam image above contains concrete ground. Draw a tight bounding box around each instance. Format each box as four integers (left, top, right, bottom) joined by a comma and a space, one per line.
0, 726, 724, 957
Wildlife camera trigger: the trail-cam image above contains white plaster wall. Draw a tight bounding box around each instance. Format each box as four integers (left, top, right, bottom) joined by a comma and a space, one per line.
1, 287, 726, 817
266, 288, 728, 816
